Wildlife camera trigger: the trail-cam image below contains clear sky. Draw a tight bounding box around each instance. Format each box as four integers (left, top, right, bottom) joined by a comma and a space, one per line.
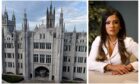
2, 1, 87, 32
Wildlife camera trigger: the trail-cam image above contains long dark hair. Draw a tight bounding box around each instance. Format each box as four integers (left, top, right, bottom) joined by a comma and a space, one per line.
96, 8, 129, 64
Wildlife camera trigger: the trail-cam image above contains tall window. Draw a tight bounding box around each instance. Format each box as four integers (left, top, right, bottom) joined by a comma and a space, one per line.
40, 34, 42, 39
46, 43, 51, 49
77, 67, 82, 73
63, 56, 67, 62
43, 34, 45, 39
78, 57, 83, 63
46, 55, 51, 63
74, 67, 76, 72
33, 54, 38, 62
68, 66, 70, 72
8, 62, 12, 68
7, 53, 12, 58
34, 43, 39, 49
40, 43, 45, 49
83, 67, 86, 73
40, 54, 45, 63
7, 43, 12, 48
74, 57, 77, 63
63, 66, 66, 72
76, 46, 86, 52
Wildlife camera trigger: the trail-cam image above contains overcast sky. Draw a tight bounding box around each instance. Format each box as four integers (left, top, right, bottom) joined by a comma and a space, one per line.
2, 1, 87, 32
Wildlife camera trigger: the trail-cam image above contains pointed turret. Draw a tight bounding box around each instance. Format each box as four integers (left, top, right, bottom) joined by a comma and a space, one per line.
22, 9, 28, 32
4, 6, 8, 23
59, 8, 63, 27
12, 11, 16, 21
73, 25, 76, 33
50, 1, 52, 14
12, 10, 16, 27
46, 1, 55, 28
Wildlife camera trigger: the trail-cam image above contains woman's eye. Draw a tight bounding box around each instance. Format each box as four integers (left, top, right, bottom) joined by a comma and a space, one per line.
114, 21, 119, 24
106, 21, 110, 24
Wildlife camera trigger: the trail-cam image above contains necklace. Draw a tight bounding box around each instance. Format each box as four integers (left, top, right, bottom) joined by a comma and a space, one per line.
108, 39, 117, 46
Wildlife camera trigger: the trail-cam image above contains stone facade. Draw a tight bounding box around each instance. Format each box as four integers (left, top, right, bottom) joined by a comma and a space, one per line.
2, 3, 86, 82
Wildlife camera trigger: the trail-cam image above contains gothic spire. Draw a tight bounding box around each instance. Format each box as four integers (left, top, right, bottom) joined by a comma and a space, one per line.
23, 9, 28, 32
59, 8, 63, 26
73, 25, 76, 32
4, 5, 8, 20
12, 10, 15, 21
50, 1, 52, 14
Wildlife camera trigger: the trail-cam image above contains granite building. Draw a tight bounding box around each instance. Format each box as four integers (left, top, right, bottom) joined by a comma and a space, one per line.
2, 3, 87, 82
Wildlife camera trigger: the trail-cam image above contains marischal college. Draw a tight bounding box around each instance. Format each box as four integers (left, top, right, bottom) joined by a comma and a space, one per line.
2, 2, 87, 82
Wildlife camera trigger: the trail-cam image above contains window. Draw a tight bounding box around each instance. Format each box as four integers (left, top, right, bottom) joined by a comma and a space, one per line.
40, 34, 42, 39
33, 54, 38, 62
21, 54, 22, 59
76, 46, 78, 51
63, 66, 66, 72
40, 43, 45, 49
74, 57, 77, 63
46, 55, 51, 63
40, 54, 45, 63
7, 43, 12, 48
85, 46, 87, 52
68, 66, 70, 72
84, 57, 86, 63
64, 45, 71, 51
43, 34, 45, 39
78, 57, 83, 63
74, 67, 76, 72
7, 53, 12, 58
76, 46, 86, 52
4, 53, 6, 58
46, 43, 51, 49
8, 62, 12, 68
34, 43, 39, 49
79, 46, 84, 52
83, 67, 86, 73
63, 56, 67, 62
77, 67, 82, 73
68, 58, 70, 62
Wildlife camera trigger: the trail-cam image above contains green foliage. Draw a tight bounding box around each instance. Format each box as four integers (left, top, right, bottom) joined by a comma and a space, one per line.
89, 1, 108, 52
2, 74, 24, 83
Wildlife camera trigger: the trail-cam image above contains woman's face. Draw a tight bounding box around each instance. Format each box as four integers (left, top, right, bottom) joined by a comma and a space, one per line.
105, 14, 121, 37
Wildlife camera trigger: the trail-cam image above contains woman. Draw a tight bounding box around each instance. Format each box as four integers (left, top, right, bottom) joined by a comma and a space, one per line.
88, 8, 138, 75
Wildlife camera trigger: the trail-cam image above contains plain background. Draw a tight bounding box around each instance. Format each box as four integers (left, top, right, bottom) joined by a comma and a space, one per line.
106, 1, 138, 42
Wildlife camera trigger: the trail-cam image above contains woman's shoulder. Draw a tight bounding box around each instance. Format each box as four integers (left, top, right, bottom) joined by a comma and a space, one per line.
124, 37, 137, 47
91, 36, 101, 46
124, 37, 134, 42
94, 36, 101, 42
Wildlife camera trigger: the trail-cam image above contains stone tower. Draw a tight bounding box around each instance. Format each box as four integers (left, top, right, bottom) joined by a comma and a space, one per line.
55, 8, 64, 82
22, 9, 30, 80
46, 1, 55, 28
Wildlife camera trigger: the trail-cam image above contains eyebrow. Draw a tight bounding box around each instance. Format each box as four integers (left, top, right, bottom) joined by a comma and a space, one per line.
106, 19, 119, 22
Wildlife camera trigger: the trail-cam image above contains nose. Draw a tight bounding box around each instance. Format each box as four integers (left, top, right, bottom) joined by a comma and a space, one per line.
110, 22, 114, 27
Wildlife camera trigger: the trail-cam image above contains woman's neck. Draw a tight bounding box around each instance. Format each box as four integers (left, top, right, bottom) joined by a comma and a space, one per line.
108, 36, 117, 42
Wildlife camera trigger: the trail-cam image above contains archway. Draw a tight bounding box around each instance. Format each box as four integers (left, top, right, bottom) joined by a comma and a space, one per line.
35, 66, 49, 78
